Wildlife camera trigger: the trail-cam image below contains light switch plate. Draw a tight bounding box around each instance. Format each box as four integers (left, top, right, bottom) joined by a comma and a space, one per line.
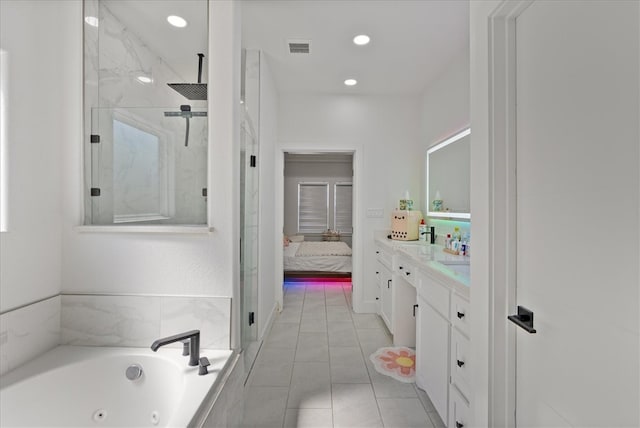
367, 208, 384, 218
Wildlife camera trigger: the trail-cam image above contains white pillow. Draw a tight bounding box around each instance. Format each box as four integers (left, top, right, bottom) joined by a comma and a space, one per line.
289, 235, 304, 243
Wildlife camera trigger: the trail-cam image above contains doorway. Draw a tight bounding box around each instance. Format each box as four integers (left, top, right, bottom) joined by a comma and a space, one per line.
275, 149, 362, 313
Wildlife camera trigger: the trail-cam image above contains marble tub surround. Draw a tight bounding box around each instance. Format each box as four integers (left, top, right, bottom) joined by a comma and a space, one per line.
61, 294, 230, 349
0, 296, 61, 376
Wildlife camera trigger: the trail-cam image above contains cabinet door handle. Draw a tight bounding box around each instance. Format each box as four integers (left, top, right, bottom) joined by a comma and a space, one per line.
399, 266, 403, 270
376, 251, 380, 254
456, 422, 464, 428
457, 359, 465, 367
387, 279, 391, 289
376, 271, 379, 274
457, 311, 465, 319
413, 304, 419, 317
405, 272, 411, 276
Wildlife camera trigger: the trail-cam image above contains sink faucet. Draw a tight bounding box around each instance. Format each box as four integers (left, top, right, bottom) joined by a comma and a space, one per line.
151, 330, 200, 366
423, 226, 436, 244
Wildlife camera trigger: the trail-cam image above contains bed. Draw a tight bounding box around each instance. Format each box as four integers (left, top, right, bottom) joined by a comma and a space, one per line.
283, 240, 352, 278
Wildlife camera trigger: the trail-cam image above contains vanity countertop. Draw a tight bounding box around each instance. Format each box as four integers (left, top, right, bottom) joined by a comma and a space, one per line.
374, 236, 470, 299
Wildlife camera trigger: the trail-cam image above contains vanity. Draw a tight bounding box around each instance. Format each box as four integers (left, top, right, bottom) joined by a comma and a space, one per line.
374, 235, 470, 428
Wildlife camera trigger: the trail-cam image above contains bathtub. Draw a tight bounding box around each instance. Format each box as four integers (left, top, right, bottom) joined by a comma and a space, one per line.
0, 346, 234, 427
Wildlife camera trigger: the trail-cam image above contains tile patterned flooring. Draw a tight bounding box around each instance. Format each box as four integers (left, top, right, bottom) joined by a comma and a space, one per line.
242, 281, 446, 428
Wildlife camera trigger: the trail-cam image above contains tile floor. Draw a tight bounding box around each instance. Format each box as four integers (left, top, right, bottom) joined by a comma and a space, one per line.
242, 280, 446, 428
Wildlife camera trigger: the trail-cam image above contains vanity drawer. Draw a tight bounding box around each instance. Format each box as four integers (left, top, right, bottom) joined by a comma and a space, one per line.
396, 256, 417, 287
450, 328, 471, 401
418, 274, 450, 319
448, 384, 470, 428
375, 246, 392, 270
451, 293, 470, 337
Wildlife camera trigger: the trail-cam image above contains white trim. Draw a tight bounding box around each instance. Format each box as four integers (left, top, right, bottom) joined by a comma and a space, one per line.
75, 225, 212, 234
0, 49, 9, 233
487, 1, 534, 427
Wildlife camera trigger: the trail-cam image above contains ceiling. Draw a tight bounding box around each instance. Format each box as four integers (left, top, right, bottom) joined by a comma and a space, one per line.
99, 0, 469, 96
242, 0, 469, 95
102, 0, 208, 83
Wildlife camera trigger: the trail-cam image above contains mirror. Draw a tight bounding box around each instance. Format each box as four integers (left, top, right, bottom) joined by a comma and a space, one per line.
83, 0, 208, 225
425, 128, 470, 219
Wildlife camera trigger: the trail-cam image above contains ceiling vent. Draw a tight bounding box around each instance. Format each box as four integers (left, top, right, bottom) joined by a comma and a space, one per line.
288, 39, 311, 54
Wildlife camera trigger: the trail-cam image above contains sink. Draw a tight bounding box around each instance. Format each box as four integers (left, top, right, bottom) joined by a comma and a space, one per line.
438, 260, 470, 276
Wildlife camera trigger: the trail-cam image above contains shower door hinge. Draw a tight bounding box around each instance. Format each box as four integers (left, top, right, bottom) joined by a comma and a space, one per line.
250, 155, 257, 168
90, 134, 100, 143
90, 188, 101, 196
248, 312, 255, 326
202, 188, 207, 197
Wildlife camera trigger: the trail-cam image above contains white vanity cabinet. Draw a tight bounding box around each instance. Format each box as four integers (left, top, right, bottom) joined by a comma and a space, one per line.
375, 245, 417, 347
415, 267, 471, 428
374, 236, 471, 427
375, 246, 394, 332
415, 291, 450, 421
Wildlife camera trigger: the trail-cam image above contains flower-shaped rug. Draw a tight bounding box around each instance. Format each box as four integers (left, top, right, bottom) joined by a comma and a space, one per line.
369, 346, 416, 383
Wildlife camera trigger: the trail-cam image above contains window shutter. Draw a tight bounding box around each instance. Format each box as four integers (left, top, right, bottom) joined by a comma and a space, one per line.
298, 183, 329, 233
334, 183, 353, 234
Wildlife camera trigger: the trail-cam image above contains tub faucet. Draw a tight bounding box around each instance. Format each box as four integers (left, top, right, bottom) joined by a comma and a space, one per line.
151, 330, 200, 366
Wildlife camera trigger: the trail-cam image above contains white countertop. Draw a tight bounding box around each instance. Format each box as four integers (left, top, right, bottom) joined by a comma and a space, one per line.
374, 235, 470, 298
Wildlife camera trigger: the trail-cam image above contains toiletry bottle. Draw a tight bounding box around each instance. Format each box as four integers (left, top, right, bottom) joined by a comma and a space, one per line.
453, 226, 461, 241
418, 219, 427, 242
445, 233, 452, 249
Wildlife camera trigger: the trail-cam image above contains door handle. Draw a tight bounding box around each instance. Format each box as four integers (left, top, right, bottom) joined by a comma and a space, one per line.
387, 279, 391, 289
508, 305, 537, 333
413, 304, 418, 317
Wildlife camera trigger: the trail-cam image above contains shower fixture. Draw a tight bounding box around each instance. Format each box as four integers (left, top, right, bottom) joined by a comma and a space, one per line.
168, 53, 207, 100
164, 104, 207, 147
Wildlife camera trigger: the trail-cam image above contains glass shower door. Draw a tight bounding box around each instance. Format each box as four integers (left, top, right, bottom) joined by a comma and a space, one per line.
240, 108, 260, 374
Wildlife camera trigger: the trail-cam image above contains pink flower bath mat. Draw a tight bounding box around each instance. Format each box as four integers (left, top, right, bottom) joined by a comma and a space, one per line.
369, 346, 416, 383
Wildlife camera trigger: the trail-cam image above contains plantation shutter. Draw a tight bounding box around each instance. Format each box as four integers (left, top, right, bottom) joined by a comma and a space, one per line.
334, 183, 353, 234
298, 183, 329, 233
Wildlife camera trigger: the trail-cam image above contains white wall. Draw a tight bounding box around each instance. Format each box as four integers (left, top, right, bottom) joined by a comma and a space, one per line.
257, 51, 278, 337
277, 94, 422, 312
0, 0, 78, 373
419, 47, 471, 243
0, 0, 73, 312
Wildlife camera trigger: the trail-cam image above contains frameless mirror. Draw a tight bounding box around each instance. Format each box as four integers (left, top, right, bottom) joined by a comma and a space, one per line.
83, 0, 208, 225
425, 128, 470, 219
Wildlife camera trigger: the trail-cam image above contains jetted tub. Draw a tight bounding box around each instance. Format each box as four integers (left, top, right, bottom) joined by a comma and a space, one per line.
0, 346, 234, 427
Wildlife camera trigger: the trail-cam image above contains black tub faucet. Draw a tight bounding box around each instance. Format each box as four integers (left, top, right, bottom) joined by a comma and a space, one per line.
151, 330, 200, 366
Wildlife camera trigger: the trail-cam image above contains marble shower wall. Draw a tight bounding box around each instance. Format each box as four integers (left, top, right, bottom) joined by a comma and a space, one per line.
61, 294, 231, 349
85, 0, 207, 225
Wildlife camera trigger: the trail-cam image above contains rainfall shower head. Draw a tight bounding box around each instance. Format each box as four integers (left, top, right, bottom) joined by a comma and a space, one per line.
168, 53, 207, 100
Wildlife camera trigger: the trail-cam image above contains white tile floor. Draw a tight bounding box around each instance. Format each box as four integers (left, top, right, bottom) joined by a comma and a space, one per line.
242, 280, 446, 428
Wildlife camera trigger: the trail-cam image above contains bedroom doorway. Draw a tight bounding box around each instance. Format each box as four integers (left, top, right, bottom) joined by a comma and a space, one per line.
282, 151, 355, 305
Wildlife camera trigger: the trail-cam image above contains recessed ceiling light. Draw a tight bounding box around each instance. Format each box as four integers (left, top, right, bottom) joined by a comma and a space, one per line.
137, 75, 153, 84
167, 15, 187, 28
84, 16, 99, 27
344, 79, 358, 86
353, 35, 370, 46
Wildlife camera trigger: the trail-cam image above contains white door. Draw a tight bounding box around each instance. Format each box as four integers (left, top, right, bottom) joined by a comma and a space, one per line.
514, 1, 639, 427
